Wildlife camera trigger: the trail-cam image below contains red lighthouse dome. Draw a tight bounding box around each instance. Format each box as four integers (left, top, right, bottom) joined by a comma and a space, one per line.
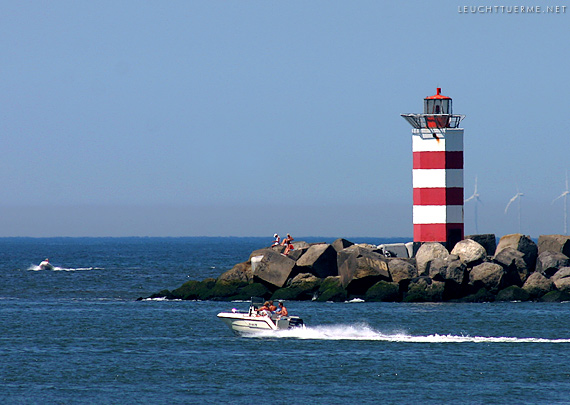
401, 88, 464, 130
424, 87, 452, 114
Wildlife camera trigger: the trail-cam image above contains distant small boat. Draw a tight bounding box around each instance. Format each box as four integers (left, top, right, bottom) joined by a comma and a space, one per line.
217, 297, 305, 335
39, 259, 54, 271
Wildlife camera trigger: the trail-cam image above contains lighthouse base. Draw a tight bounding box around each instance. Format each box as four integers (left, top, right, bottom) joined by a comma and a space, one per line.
414, 223, 463, 250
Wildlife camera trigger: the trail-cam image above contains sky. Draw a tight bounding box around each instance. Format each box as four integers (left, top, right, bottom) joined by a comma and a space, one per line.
0, 1, 569, 238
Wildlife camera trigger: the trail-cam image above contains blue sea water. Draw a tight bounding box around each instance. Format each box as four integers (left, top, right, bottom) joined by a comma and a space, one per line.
1, 237, 570, 404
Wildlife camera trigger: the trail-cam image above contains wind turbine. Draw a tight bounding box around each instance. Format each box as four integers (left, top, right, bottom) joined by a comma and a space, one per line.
464, 175, 482, 234
552, 171, 570, 235
505, 186, 524, 233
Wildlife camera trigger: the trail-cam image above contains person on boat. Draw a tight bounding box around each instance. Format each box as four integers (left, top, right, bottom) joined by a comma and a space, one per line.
271, 233, 280, 247
282, 234, 294, 255
276, 301, 288, 317
268, 300, 277, 312
257, 301, 271, 316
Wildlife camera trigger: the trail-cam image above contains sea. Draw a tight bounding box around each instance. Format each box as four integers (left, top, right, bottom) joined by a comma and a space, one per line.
2, 237, 570, 404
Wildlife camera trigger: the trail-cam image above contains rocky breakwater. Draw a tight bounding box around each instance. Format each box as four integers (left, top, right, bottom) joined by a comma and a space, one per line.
142, 234, 570, 303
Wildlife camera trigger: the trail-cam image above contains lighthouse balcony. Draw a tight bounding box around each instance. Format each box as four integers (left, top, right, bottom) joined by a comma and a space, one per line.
401, 114, 465, 129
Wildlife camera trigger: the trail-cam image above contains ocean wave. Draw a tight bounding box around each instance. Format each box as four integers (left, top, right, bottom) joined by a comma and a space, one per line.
244, 323, 570, 343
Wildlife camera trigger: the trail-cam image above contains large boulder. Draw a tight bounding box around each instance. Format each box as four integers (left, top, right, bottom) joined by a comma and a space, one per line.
253, 249, 296, 288
552, 267, 570, 281
427, 256, 455, 282
493, 247, 529, 285
404, 276, 445, 302
354, 243, 379, 251
536, 251, 570, 277
338, 246, 390, 295
316, 276, 347, 302
142, 289, 177, 300
445, 258, 468, 285
424, 255, 466, 285
495, 286, 530, 302
415, 242, 450, 276
388, 259, 418, 285
466, 234, 496, 256
217, 261, 252, 284
171, 278, 216, 300
451, 239, 487, 266
423, 255, 468, 300
538, 234, 570, 257
442, 259, 469, 300
522, 272, 554, 299
286, 246, 309, 261
291, 241, 311, 250
289, 272, 322, 289
272, 273, 322, 300
540, 290, 570, 302
365, 281, 401, 302
232, 283, 272, 301
495, 234, 538, 271
469, 262, 505, 293
295, 243, 338, 278
250, 248, 272, 260
332, 238, 354, 252
457, 288, 496, 303
553, 278, 570, 294
209, 278, 249, 300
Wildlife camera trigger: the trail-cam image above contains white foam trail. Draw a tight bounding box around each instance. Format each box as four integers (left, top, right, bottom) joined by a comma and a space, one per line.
27, 265, 98, 272
243, 323, 570, 343
346, 298, 365, 303
142, 297, 182, 301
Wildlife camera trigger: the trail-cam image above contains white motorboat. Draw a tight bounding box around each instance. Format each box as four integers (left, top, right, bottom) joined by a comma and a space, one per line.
217, 297, 305, 335
39, 259, 54, 271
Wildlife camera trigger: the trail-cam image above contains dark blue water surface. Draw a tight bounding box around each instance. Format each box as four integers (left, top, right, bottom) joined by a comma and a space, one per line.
1, 237, 570, 404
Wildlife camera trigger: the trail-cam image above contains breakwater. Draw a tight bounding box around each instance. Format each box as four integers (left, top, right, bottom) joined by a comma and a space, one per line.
143, 234, 570, 302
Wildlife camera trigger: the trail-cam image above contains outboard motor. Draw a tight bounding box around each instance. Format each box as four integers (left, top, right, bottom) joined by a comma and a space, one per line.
288, 317, 304, 328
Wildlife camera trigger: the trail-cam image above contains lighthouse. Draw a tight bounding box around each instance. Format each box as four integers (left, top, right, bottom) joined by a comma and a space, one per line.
401, 88, 466, 249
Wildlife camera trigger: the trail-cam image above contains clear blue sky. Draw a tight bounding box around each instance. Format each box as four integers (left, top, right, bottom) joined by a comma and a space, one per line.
0, 1, 568, 237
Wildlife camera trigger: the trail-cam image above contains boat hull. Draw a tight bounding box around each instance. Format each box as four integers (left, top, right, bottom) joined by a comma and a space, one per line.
218, 313, 277, 333
217, 312, 304, 335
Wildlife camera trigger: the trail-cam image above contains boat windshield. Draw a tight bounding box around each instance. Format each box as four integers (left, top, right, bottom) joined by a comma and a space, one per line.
250, 297, 265, 308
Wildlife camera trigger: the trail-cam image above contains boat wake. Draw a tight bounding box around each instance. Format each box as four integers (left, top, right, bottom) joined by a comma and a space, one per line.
243, 323, 570, 343
27, 265, 99, 272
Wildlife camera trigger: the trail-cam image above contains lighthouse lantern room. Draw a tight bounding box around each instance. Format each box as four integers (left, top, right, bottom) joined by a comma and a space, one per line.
401, 88, 466, 249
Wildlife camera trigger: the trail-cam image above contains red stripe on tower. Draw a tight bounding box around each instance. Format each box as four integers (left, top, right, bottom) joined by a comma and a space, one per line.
401, 88, 466, 249
413, 188, 464, 206
413, 151, 463, 169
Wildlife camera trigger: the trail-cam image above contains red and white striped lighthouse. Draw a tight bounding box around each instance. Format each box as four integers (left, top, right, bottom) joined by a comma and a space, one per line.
401, 88, 466, 249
